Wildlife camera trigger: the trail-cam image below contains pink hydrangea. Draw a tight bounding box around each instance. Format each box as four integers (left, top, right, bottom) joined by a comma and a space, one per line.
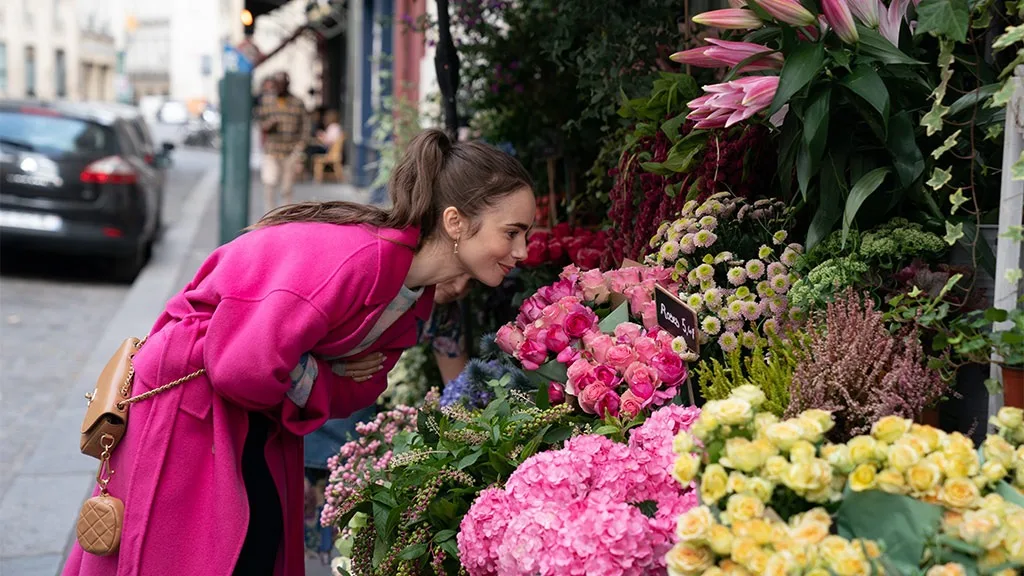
458, 406, 700, 576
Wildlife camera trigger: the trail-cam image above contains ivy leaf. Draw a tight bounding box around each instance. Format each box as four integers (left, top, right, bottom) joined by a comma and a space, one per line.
990, 81, 1014, 108
921, 102, 949, 136
915, 0, 969, 42
948, 188, 968, 215
987, 124, 1004, 140
931, 129, 961, 159
1013, 150, 1024, 181
1006, 268, 1024, 285
992, 23, 1024, 50
927, 166, 953, 190
944, 221, 965, 245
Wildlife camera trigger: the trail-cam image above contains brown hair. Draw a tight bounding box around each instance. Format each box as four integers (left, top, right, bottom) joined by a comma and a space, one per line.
251, 129, 532, 246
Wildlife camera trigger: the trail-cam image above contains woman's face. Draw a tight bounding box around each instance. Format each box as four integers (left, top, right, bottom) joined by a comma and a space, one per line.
456, 187, 535, 287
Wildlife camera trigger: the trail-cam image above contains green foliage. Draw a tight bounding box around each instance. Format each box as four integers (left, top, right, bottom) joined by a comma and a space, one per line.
696, 334, 803, 417
334, 379, 597, 575
790, 218, 948, 310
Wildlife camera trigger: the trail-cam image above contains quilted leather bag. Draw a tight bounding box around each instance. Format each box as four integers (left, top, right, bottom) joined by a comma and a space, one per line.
75, 336, 205, 556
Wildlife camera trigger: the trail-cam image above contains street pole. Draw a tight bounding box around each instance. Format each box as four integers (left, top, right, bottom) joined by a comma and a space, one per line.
219, 72, 253, 245
218, 24, 310, 246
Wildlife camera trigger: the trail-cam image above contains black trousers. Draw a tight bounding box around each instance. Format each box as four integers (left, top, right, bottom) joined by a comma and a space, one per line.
232, 413, 283, 576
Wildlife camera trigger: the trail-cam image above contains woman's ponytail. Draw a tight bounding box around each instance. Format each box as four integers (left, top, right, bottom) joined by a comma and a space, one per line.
385, 129, 451, 238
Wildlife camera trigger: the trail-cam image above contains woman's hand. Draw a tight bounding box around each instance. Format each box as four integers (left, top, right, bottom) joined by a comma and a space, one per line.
330, 352, 386, 382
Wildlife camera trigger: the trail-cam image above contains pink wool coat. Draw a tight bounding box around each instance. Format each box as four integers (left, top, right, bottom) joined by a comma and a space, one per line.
62, 223, 434, 576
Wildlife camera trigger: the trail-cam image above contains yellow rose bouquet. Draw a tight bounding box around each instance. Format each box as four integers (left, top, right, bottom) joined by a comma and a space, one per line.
670, 386, 1024, 575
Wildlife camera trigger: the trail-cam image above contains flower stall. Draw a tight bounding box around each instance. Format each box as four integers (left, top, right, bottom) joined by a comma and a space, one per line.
321, 0, 1023, 572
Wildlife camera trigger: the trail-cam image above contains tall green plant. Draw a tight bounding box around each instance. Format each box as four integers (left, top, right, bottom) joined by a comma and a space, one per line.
696, 334, 803, 416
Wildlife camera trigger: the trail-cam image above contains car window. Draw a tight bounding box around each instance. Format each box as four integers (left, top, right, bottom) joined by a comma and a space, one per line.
129, 120, 153, 154
0, 110, 114, 157
115, 122, 143, 158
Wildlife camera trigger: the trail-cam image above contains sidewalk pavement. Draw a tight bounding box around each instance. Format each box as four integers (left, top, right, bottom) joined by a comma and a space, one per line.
0, 165, 368, 576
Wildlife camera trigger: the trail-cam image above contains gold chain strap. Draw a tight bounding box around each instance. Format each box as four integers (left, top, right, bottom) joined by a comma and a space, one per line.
114, 335, 206, 411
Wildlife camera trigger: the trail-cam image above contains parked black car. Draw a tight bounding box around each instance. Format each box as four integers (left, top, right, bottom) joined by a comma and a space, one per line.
0, 100, 173, 281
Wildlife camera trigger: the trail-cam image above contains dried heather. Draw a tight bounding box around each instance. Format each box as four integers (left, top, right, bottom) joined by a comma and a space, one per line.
786, 290, 947, 442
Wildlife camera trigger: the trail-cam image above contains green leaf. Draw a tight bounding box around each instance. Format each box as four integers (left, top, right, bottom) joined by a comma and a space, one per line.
835, 489, 945, 575
660, 112, 689, 144
663, 136, 707, 173
990, 80, 1014, 108
398, 542, 429, 560
887, 111, 925, 187
840, 66, 890, 125
948, 84, 1000, 116
439, 538, 460, 559
803, 85, 832, 165
534, 360, 569, 384
996, 480, 1024, 507
806, 151, 848, 250
599, 302, 630, 334
543, 425, 573, 444
932, 129, 962, 159
927, 166, 953, 190
921, 102, 950, 136
634, 500, 659, 518
856, 26, 926, 65
592, 425, 619, 436
433, 529, 457, 542
843, 168, 890, 245
457, 450, 483, 470
1013, 150, 1024, 180
992, 23, 1024, 50
949, 188, 968, 214
916, 0, 969, 42
796, 141, 816, 198
768, 41, 826, 116
985, 378, 1003, 395
944, 221, 965, 245
534, 382, 550, 409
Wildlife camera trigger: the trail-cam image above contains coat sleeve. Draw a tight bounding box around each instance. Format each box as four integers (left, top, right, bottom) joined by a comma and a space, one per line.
203, 290, 335, 411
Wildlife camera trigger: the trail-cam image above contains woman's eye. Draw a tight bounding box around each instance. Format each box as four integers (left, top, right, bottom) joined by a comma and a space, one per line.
507, 230, 519, 239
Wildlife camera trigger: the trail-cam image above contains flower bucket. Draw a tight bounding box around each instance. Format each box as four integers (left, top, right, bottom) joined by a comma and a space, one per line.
1003, 365, 1024, 409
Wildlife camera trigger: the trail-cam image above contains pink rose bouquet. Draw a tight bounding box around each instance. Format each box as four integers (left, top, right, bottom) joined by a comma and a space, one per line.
458, 405, 701, 576
495, 265, 692, 418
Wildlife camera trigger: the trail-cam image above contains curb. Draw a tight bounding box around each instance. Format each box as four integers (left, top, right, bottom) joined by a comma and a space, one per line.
0, 165, 221, 576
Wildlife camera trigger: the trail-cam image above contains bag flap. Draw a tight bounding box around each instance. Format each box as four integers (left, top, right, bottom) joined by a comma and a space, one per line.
81, 338, 139, 434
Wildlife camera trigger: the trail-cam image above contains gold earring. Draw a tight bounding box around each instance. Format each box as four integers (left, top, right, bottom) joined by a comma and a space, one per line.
453, 237, 460, 254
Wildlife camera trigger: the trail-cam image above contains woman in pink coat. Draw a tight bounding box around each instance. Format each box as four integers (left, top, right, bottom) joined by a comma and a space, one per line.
62, 129, 536, 576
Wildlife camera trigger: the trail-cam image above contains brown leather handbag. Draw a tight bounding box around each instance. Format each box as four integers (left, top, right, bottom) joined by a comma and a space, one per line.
76, 336, 205, 556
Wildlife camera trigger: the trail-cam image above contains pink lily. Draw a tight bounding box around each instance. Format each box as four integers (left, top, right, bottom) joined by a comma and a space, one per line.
848, 0, 879, 26
692, 8, 764, 30
686, 76, 780, 129
670, 38, 783, 72
822, 0, 859, 43
878, 0, 911, 45
757, 0, 818, 26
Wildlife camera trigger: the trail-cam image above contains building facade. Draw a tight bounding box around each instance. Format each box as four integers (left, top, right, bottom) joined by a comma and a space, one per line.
0, 0, 81, 101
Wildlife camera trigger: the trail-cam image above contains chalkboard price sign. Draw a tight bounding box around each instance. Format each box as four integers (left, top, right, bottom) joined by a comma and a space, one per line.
654, 284, 700, 355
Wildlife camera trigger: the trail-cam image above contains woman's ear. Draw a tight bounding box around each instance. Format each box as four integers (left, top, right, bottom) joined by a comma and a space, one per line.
441, 207, 463, 240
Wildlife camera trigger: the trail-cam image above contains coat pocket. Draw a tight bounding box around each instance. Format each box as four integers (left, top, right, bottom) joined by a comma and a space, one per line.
162, 318, 212, 421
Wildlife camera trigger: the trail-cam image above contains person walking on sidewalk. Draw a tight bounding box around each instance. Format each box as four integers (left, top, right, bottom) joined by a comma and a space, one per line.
256, 72, 309, 210
61, 128, 535, 576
